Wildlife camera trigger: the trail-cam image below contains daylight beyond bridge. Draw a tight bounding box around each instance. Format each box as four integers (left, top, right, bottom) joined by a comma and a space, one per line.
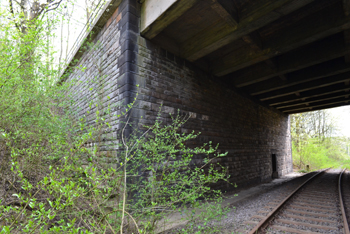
141, 0, 350, 114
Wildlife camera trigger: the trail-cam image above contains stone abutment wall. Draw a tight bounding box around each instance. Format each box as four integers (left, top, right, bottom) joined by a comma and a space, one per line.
63, 0, 293, 190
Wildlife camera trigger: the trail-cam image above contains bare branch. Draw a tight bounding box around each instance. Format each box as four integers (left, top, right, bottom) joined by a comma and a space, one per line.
45, 0, 64, 14
8, 0, 21, 31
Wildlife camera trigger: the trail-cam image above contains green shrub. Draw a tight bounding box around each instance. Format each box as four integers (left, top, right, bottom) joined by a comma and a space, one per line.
0, 9, 231, 232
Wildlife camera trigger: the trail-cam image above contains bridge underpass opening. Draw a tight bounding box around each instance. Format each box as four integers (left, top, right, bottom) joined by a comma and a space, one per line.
62, 0, 350, 189
138, 0, 350, 181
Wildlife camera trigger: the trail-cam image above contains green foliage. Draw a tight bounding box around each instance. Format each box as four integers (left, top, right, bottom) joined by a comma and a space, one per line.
123, 112, 230, 232
1, 108, 230, 233
290, 112, 350, 171
179, 198, 230, 234
0, 6, 231, 233
292, 138, 346, 170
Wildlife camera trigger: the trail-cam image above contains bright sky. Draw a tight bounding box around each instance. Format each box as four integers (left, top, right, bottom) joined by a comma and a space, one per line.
52, 0, 109, 71
328, 106, 350, 137
52, 0, 90, 66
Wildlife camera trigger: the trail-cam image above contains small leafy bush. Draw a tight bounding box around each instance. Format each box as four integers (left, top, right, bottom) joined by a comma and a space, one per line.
0, 107, 231, 233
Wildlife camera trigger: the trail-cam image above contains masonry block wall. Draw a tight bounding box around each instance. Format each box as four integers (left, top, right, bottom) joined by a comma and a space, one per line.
64, 0, 293, 189
134, 41, 293, 187
63, 0, 135, 163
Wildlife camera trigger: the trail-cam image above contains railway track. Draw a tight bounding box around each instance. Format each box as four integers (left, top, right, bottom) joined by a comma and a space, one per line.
244, 169, 350, 234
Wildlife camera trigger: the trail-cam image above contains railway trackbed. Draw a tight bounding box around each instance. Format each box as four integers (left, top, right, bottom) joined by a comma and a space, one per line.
244, 169, 350, 234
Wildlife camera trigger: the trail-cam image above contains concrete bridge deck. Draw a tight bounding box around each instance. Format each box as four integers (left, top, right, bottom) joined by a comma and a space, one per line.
141, 0, 350, 114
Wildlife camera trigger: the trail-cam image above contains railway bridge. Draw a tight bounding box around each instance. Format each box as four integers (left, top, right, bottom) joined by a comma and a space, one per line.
63, 0, 350, 189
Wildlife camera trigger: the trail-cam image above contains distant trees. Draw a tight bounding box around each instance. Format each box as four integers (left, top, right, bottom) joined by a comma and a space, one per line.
8, 0, 63, 33
291, 110, 336, 149
290, 110, 349, 170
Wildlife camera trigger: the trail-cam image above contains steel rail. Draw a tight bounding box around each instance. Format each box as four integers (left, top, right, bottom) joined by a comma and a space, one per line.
339, 168, 350, 234
248, 168, 330, 234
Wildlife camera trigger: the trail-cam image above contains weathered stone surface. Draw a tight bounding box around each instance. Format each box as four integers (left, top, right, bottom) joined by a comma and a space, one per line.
64, 0, 293, 190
